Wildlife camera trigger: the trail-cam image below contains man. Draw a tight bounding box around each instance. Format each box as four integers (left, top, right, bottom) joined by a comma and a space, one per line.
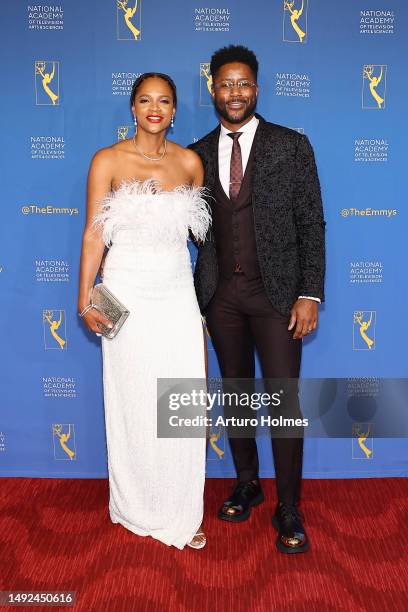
189, 45, 325, 553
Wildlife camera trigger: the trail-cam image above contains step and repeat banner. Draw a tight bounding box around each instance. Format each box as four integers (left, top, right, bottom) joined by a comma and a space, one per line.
1, 1, 407, 478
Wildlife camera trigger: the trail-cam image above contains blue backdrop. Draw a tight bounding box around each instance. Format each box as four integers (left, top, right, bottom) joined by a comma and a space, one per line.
1, 1, 407, 478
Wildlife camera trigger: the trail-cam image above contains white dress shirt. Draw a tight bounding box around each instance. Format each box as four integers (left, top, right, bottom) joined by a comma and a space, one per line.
217, 115, 320, 304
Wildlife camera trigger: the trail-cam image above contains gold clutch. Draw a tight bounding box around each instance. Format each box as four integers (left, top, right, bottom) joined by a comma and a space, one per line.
91, 283, 130, 339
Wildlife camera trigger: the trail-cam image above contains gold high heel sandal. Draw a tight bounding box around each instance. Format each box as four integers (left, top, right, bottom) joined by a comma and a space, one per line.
187, 529, 207, 550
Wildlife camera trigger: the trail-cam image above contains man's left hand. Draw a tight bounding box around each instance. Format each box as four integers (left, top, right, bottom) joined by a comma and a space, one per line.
288, 299, 318, 339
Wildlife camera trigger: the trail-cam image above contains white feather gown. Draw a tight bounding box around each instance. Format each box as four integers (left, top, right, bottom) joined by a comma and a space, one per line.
91, 179, 211, 549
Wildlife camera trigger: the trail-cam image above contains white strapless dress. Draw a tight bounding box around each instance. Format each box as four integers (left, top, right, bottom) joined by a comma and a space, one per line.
91, 179, 211, 549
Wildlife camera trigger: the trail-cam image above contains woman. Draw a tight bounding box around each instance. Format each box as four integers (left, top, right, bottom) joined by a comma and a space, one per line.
77, 73, 210, 549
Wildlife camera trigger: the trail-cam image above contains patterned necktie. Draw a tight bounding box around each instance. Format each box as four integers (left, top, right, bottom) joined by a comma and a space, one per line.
227, 132, 243, 201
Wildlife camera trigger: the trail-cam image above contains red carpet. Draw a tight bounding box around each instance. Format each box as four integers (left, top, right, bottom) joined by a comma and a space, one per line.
0, 477, 407, 611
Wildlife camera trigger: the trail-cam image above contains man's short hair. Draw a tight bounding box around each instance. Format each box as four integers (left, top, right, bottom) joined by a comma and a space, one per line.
210, 45, 259, 80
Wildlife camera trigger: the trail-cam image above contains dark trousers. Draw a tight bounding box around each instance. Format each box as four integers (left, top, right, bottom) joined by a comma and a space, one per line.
205, 273, 304, 506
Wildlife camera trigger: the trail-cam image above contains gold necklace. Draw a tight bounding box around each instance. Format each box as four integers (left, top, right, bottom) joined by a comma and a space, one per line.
132, 134, 167, 161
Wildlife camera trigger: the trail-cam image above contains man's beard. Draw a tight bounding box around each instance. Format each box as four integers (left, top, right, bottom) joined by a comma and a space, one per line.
214, 97, 257, 124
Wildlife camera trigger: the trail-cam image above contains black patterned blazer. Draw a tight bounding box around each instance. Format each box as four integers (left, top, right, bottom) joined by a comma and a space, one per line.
188, 113, 326, 317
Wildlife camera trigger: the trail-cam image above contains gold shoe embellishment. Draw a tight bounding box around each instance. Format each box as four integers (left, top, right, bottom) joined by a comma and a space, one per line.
281, 534, 305, 547
224, 504, 243, 515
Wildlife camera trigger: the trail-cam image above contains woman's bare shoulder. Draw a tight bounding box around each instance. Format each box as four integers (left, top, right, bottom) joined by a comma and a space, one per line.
169, 141, 203, 172
90, 140, 132, 169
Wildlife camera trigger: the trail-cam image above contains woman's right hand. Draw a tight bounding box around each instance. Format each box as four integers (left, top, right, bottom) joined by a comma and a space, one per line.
80, 306, 113, 336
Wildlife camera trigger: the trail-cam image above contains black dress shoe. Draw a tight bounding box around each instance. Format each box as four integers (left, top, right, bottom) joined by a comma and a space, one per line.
272, 502, 310, 553
218, 480, 264, 522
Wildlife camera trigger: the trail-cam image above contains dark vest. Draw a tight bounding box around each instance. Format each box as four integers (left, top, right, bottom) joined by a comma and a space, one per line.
213, 135, 261, 280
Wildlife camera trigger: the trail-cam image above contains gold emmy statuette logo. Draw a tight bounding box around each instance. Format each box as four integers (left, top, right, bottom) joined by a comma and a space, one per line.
35, 61, 59, 106
202, 317, 212, 341
52, 424, 76, 460
117, 125, 132, 140
201, 316, 215, 353
43, 309, 67, 350
200, 63, 213, 107
353, 311, 376, 351
283, 0, 307, 43
208, 426, 225, 460
362, 65, 387, 110
352, 423, 373, 459
117, 0, 141, 41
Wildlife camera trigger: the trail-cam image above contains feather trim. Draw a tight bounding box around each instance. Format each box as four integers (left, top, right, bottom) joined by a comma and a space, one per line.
90, 179, 211, 248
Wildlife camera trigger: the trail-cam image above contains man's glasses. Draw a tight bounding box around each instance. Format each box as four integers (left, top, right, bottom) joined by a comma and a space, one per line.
213, 79, 257, 91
